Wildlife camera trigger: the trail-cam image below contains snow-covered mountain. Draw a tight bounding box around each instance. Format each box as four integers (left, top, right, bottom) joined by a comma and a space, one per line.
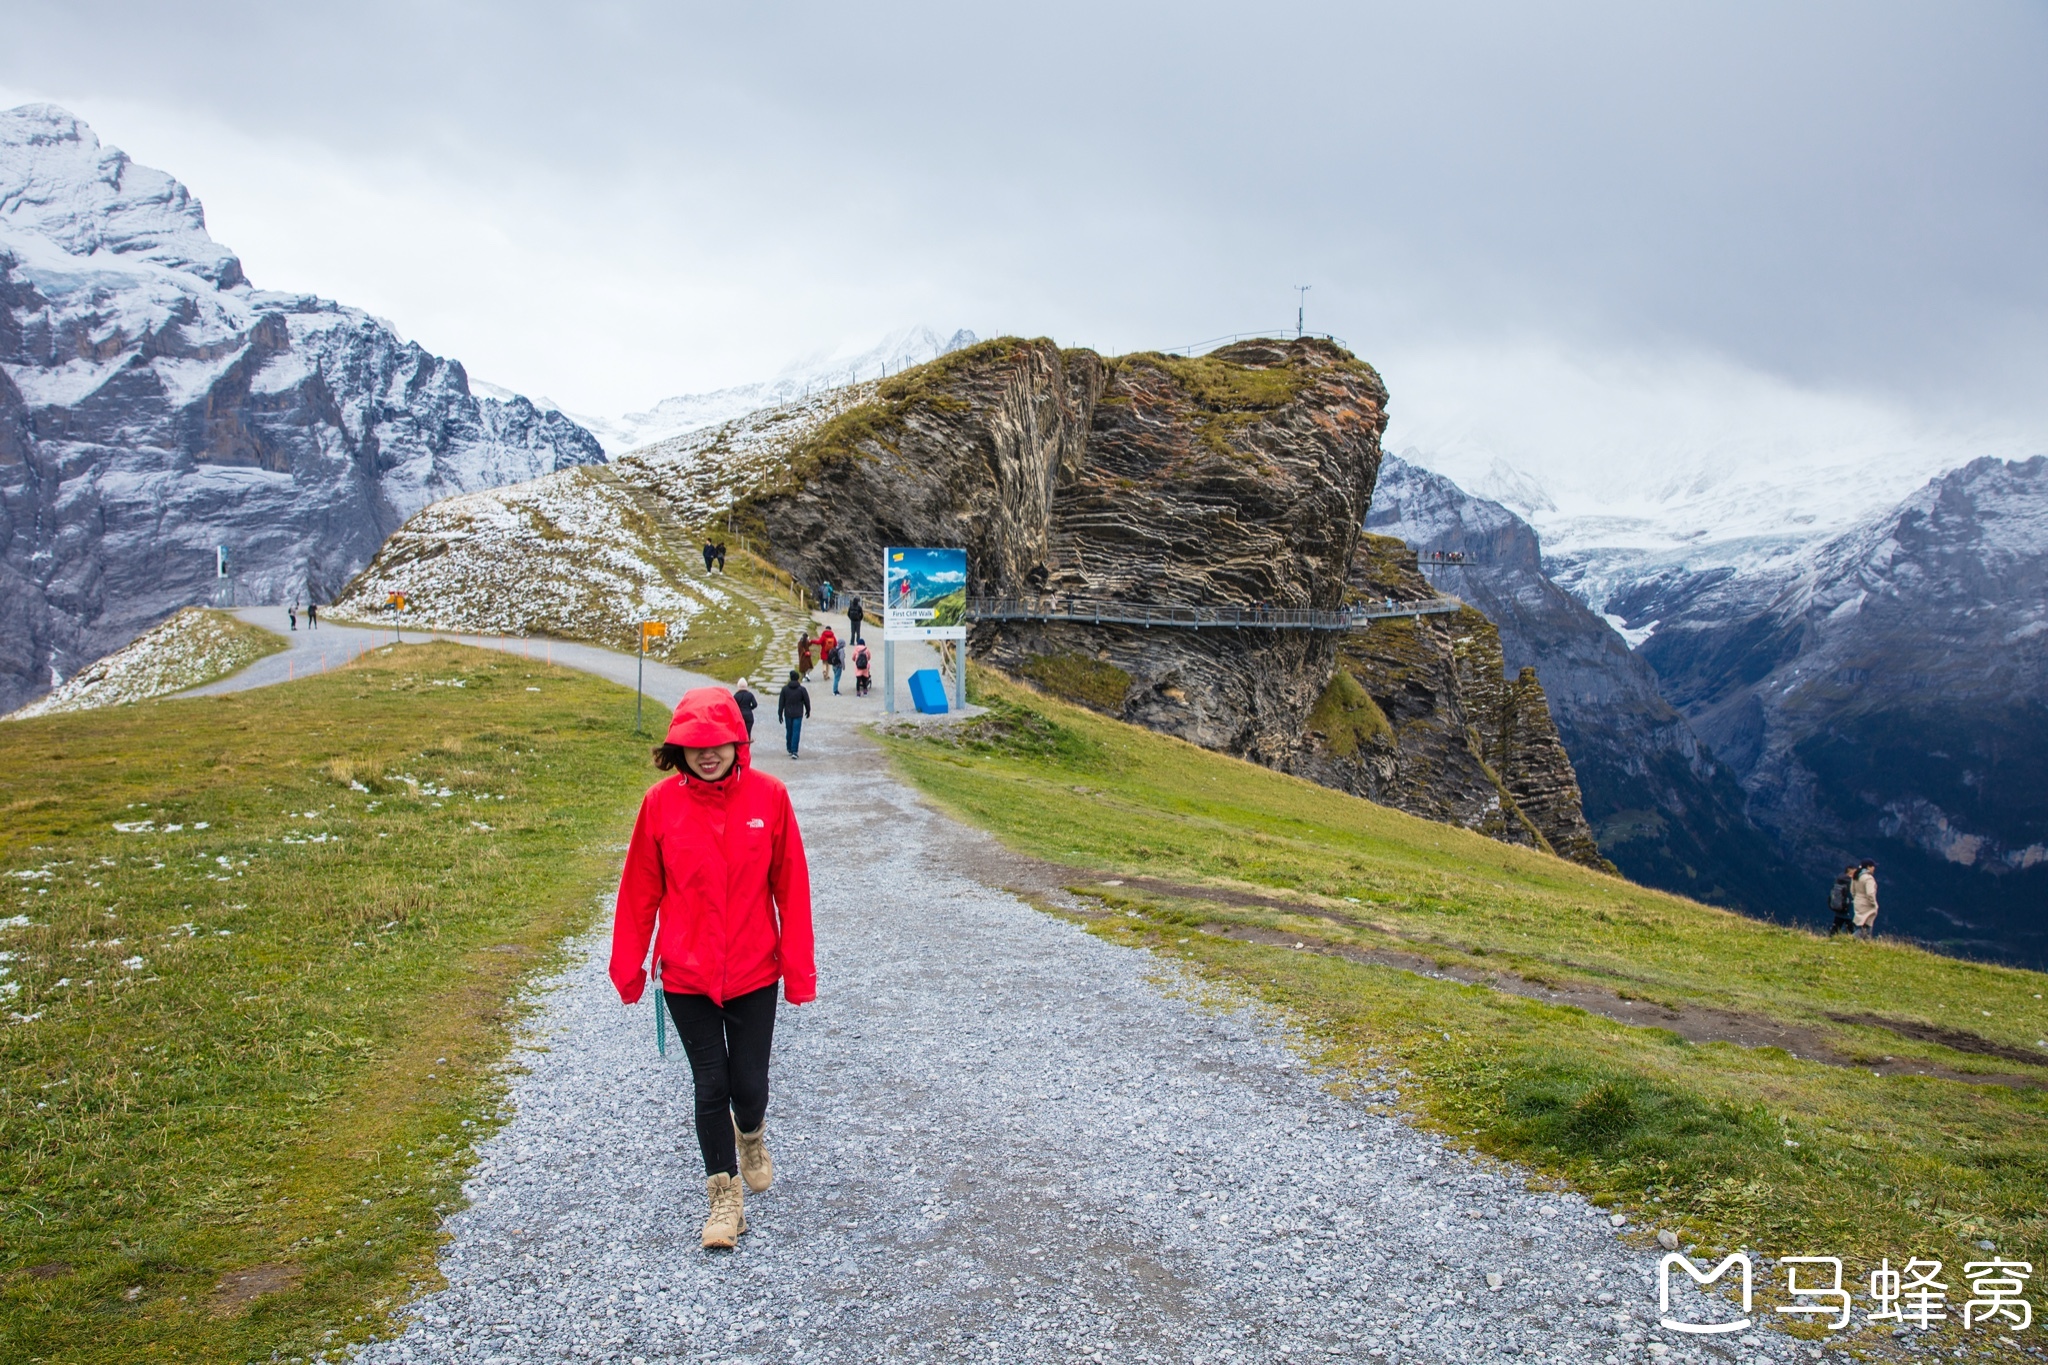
1366, 455, 1806, 918
560, 325, 978, 455
1612, 456, 2048, 964
0, 104, 603, 713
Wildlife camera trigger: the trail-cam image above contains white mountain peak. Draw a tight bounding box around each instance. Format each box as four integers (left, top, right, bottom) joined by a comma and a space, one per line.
0, 102, 244, 287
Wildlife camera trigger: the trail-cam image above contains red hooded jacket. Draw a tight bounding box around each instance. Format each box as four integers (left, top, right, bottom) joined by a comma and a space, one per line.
609, 688, 816, 1007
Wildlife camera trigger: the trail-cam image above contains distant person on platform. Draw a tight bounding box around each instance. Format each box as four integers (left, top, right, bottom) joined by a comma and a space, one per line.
306, 603, 318, 630
732, 678, 759, 737
818, 580, 835, 611
846, 595, 865, 644
777, 670, 811, 759
289, 604, 298, 631
1851, 860, 1880, 940
1828, 864, 1857, 936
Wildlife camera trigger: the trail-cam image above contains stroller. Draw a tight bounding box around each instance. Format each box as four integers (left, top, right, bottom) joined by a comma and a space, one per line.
853, 644, 872, 697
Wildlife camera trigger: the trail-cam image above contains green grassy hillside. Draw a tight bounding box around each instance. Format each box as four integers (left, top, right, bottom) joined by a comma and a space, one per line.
881, 671, 2048, 1348
0, 644, 659, 1364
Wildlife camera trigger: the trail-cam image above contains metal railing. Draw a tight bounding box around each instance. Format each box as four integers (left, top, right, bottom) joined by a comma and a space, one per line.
1155, 331, 1353, 357
963, 594, 1461, 632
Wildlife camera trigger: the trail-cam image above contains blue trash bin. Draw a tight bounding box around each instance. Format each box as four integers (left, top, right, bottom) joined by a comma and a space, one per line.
907, 667, 950, 715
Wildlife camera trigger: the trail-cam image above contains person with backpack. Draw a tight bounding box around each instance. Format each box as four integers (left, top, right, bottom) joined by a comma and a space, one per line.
1851, 860, 1880, 939
827, 641, 846, 694
845, 595, 865, 645
1827, 865, 1856, 936
609, 687, 815, 1250
732, 677, 758, 737
818, 579, 835, 611
777, 670, 811, 759
853, 642, 872, 697
815, 626, 839, 692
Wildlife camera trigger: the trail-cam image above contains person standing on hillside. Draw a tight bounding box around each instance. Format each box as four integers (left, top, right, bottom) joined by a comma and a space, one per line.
845, 595, 865, 645
289, 604, 298, 632
702, 542, 717, 572
1828, 865, 1857, 936
777, 670, 812, 759
732, 677, 759, 737
610, 688, 815, 1250
1851, 860, 1880, 939
715, 542, 727, 571
306, 603, 318, 630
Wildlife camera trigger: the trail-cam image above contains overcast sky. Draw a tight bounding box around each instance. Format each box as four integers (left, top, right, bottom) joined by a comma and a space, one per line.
3, 0, 2043, 520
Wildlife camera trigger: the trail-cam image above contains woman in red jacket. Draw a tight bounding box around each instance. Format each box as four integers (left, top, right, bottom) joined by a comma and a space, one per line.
610, 687, 816, 1249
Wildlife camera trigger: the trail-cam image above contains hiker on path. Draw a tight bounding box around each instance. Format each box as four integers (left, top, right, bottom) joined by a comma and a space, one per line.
289, 605, 298, 632
815, 626, 839, 682
306, 603, 318, 629
853, 642, 872, 697
818, 580, 835, 611
797, 636, 815, 681
846, 595, 865, 644
777, 671, 811, 759
703, 542, 717, 572
732, 678, 759, 737
1828, 865, 1856, 936
608, 687, 815, 1250
827, 640, 845, 694
1851, 861, 1880, 939
714, 542, 727, 572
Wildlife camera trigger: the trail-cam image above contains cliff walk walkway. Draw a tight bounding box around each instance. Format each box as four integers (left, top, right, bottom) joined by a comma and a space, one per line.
815, 591, 1464, 632
965, 594, 1466, 631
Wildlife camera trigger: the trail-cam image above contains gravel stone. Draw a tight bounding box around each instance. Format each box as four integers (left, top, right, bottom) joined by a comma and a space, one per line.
346, 651, 1810, 1365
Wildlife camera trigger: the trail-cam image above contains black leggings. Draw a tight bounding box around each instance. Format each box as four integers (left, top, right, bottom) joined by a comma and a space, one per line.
665, 984, 778, 1177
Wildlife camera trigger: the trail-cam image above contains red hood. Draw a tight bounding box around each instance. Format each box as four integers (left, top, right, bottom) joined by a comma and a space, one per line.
665, 687, 753, 754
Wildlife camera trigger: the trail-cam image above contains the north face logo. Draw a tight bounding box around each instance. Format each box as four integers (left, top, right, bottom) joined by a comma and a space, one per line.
746, 818, 765, 829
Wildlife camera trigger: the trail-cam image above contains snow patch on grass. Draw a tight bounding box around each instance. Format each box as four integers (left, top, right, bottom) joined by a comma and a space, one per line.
6, 609, 283, 721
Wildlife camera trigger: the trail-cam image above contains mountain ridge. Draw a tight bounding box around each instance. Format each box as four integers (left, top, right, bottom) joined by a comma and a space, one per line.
0, 103, 603, 713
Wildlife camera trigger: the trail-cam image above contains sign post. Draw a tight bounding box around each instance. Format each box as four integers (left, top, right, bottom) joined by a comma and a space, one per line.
636, 622, 667, 733
385, 591, 407, 642
882, 547, 969, 714
216, 545, 233, 608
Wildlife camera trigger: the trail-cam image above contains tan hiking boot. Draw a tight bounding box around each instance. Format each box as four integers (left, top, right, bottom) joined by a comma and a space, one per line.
734, 1120, 775, 1193
701, 1172, 746, 1250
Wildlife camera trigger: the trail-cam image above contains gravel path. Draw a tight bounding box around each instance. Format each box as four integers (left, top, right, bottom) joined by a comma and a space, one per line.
346, 682, 1818, 1365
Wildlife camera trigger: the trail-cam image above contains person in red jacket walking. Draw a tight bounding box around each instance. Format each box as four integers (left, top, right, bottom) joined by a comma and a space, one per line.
610, 687, 816, 1250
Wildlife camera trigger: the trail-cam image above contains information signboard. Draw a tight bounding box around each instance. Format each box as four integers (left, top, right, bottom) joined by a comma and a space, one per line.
882, 547, 968, 641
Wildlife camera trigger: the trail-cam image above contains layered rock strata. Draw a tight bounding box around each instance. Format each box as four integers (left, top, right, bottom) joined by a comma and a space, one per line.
669, 335, 1609, 866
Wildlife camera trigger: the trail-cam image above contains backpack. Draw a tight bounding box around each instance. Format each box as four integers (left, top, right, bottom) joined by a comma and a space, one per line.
854, 647, 870, 671
1828, 877, 1851, 914
828, 645, 844, 668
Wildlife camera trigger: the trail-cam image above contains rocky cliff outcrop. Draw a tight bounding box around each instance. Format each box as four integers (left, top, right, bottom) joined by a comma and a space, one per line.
1288, 534, 1610, 866
1367, 455, 1803, 912
0, 104, 602, 712
643, 334, 1609, 866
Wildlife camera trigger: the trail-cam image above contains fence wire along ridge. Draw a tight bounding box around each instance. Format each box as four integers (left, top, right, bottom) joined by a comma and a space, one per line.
962, 595, 1462, 632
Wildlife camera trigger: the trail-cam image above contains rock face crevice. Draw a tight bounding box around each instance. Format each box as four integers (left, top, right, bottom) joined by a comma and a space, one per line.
704, 335, 1610, 866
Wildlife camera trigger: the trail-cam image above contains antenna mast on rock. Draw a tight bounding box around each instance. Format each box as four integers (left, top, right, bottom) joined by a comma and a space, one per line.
1295, 285, 1311, 338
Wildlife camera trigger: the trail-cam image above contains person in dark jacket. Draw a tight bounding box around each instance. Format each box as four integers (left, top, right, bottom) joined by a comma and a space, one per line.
777, 670, 812, 758
732, 678, 759, 736
1828, 865, 1856, 936
845, 595, 865, 644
